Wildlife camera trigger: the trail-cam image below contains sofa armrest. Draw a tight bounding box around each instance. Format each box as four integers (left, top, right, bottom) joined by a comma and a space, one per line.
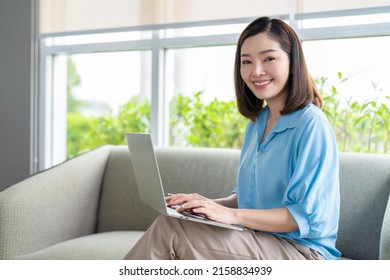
0, 145, 113, 259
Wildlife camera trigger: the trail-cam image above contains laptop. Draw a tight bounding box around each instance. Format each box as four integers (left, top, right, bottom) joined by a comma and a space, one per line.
125, 132, 243, 231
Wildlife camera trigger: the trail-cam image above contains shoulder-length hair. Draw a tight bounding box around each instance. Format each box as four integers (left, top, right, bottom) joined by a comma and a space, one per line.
234, 17, 322, 121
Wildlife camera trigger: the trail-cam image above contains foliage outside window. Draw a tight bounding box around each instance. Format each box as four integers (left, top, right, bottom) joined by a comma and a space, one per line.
66, 60, 389, 158
318, 73, 389, 154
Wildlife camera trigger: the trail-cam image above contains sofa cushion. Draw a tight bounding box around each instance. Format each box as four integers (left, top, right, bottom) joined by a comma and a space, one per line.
337, 152, 390, 259
15, 231, 143, 260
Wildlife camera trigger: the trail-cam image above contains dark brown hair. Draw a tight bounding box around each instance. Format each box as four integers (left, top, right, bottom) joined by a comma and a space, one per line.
234, 17, 322, 121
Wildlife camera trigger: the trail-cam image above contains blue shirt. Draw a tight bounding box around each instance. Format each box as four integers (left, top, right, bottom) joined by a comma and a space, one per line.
233, 104, 341, 260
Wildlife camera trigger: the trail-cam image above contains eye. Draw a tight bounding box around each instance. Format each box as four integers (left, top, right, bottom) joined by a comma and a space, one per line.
264, 57, 275, 62
241, 60, 251, 65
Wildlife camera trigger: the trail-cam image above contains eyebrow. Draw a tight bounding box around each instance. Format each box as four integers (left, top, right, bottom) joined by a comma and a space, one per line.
241, 49, 278, 57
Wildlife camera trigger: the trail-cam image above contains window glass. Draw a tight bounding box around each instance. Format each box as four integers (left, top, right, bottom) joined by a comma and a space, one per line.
303, 37, 390, 153
165, 46, 247, 148
62, 51, 151, 159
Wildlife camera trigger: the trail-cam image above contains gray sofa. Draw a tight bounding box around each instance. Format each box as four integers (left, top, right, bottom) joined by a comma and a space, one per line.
0, 145, 389, 260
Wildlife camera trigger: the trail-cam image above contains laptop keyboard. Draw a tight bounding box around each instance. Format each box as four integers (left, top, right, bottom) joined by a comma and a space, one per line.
168, 205, 208, 221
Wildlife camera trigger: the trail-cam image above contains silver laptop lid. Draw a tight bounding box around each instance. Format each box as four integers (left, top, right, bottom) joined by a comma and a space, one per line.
126, 133, 168, 215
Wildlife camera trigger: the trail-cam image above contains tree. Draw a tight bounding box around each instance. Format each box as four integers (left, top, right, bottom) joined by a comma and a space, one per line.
67, 57, 86, 113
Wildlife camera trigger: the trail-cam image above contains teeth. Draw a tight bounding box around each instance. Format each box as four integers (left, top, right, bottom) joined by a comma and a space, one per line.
254, 80, 271, 86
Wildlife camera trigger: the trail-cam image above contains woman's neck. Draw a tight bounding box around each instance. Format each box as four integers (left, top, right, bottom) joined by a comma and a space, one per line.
262, 99, 284, 142
267, 98, 283, 121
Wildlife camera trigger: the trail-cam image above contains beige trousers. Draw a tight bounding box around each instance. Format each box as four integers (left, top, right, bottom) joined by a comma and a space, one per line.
123, 215, 324, 260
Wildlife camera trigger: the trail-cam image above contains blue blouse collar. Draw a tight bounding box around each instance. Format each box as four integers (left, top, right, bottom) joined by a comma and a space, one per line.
257, 104, 312, 133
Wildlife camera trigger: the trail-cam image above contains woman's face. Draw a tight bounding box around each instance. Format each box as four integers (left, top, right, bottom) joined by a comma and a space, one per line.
240, 32, 290, 107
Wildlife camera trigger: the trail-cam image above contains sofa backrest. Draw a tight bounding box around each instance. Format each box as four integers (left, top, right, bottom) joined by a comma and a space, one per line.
337, 152, 390, 260
97, 146, 390, 260
97, 146, 240, 233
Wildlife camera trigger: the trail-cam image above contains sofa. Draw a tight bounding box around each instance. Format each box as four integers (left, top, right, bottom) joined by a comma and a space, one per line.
0, 145, 389, 260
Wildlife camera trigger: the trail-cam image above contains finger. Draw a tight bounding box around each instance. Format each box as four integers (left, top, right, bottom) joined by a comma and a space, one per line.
167, 194, 189, 206
165, 193, 177, 203
177, 199, 205, 212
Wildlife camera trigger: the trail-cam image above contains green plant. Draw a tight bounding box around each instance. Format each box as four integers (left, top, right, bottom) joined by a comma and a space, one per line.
67, 112, 96, 158
67, 69, 389, 157
66, 96, 150, 158
354, 83, 390, 153
317, 74, 390, 154
169, 92, 247, 148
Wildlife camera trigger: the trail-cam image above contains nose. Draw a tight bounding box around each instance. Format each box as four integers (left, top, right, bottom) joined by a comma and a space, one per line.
252, 62, 265, 77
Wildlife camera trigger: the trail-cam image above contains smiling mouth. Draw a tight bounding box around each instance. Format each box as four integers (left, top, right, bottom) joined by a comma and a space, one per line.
253, 80, 272, 86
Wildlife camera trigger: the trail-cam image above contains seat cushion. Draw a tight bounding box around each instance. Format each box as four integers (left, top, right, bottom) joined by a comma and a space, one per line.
14, 231, 144, 260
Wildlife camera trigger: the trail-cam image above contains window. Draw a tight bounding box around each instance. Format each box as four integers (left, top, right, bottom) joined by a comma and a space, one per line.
66, 51, 152, 158
303, 36, 390, 153
41, 41, 152, 168
38, 4, 390, 170
165, 45, 247, 147
39, 21, 243, 169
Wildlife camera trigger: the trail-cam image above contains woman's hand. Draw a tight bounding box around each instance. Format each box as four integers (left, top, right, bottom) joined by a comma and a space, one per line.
166, 193, 238, 225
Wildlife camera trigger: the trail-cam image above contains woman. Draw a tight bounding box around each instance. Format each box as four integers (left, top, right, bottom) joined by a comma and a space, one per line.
123, 17, 341, 260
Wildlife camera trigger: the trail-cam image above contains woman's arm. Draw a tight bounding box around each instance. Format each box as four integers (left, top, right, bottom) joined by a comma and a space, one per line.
167, 193, 298, 233
232, 207, 298, 232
